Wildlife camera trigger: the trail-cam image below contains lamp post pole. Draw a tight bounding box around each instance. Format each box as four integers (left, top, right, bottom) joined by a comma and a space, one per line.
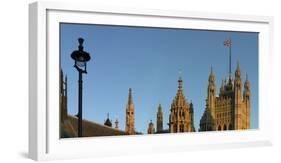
78, 69, 83, 137
71, 38, 91, 137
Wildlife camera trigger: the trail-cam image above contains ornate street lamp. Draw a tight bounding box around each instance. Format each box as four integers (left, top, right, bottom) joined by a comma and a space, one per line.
71, 38, 91, 137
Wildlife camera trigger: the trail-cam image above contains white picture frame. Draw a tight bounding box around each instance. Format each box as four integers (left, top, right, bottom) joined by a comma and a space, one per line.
29, 1, 274, 161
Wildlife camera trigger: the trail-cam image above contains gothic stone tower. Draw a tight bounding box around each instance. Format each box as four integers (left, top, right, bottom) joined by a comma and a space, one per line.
125, 88, 135, 134
157, 104, 163, 132
147, 120, 155, 134
199, 63, 250, 131
244, 74, 251, 129
169, 77, 195, 133
60, 69, 68, 123
199, 66, 216, 131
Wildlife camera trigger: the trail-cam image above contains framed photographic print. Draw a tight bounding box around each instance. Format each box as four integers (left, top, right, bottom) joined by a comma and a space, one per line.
29, 1, 274, 161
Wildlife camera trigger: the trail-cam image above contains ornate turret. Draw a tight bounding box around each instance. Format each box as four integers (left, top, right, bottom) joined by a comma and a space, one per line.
172, 76, 188, 107
169, 76, 194, 133
207, 66, 216, 118
157, 104, 163, 132
189, 101, 195, 132
147, 120, 155, 134
209, 65, 215, 84
125, 88, 135, 134
243, 73, 251, 129
234, 62, 243, 129
115, 118, 119, 129
235, 61, 241, 78
244, 73, 250, 98
234, 62, 242, 92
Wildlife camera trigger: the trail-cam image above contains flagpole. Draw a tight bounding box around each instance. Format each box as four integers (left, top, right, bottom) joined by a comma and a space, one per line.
229, 38, 232, 79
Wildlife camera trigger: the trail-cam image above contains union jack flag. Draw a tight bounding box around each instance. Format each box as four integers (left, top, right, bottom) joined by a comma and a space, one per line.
224, 39, 231, 46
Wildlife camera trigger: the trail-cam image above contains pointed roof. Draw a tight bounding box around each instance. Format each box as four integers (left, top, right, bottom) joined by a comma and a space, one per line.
235, 61, 241, 78
158, 104, 162, 112
149, 119, 154, 125
209, 65, 215, 83
126, 88, 134, 112
244, 73, 250, 89
147, 120, 155, 134
104, 113, 112, 127
190, 101, 194, 113
128, 88, 133, 105
211, 65, 214, 75
172, 77, 188, 108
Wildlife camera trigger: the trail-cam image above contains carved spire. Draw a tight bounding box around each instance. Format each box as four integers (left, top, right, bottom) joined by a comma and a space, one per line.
158, 104, 162, 112
208, 65, 216, 93
190, 100, 194, 113
207, 65, 216, 118
244, 73, 250, 90
235, 61, 241, 78
147, 120, 155, 134
189, 101, 195, 132
128, 88, 133, 105
178, 76, 183, 90
173, 76, 188, 107
177, 69, 184, 90
209, 65, 215, 83
125, 88, 135, 134
157, 104, 163, 132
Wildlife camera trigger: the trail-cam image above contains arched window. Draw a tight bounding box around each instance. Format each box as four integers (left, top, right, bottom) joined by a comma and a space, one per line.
218, 125, 221, 131
229, 124, 232, 130
180, 124, 184, 132
223, 124, 227, 130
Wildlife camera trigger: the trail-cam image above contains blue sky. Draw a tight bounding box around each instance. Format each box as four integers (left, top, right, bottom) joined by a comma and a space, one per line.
60, 23, 259, 133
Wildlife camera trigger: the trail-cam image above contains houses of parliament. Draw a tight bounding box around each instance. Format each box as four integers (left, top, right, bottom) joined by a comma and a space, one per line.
60, 61, 251, 138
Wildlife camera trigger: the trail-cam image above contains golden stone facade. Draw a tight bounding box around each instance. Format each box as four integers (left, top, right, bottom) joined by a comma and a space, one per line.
60, 61, 251, 138
169, 77, 195, 132
199, 63, 250, 131
147, 77, 195, 134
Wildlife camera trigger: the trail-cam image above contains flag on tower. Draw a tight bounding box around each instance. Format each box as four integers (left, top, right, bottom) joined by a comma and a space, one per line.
224, 38, 232, 78
224, 39, 231, 46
